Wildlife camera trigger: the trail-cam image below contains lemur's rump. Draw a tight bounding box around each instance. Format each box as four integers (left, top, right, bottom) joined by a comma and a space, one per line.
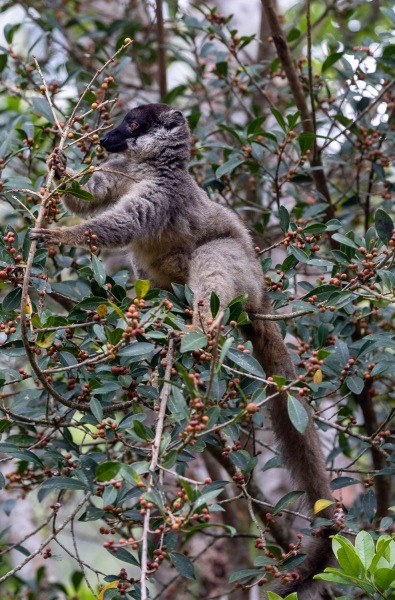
30, 103, 334, 598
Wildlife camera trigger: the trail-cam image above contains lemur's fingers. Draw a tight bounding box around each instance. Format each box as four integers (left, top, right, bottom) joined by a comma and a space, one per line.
29, 227, 63, 246
46, 148, 67, 179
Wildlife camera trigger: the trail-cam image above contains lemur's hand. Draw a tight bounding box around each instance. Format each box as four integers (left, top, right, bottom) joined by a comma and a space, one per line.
29, 227, 64, 246
47, 148, 67, 179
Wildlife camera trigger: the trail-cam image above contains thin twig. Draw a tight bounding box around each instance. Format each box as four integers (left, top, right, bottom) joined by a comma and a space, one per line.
10, 194, 36, 221
141, 337, 175, 600
33, 57, 63, 133
0, 512, 54, 557
158, 465, 207, 486
314, 415, 389, 457
241, 484, 266, 541
0, 492, 91, 584
252, 308, 317, 321
322, 79, 395, 150
156, 0, 167, 98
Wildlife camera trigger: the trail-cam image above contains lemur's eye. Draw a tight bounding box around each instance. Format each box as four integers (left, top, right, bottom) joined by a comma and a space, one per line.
129, 122, 138, 131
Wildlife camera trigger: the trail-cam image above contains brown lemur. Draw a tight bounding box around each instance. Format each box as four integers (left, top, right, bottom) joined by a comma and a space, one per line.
30, 103, 334, 598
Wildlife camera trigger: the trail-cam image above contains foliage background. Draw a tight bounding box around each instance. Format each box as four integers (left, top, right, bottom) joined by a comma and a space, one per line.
0, 0, 394, 598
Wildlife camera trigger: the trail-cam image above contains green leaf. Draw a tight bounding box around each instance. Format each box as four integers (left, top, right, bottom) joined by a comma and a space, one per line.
106, 546, 139, 566
314, 572, 357, 585
90, 397, 103, 423
287, 28, 300, 42
95, 462, 121, 482
370, 537, 393, 572
229, 568, 265, 584
374, 567, 395, 590
279, 205, 290, 233
355, 531, 375, 570
289, 245, 310, 263
79, 507, 106, 522
251, 142, 264, 161
303, 223, 327, 234
40, 477, 89, 492
162, 84, 187, 104
332, 249, 351, 267
253, 556, 277, 567
217, 337, 234, 372
0, 443, 43, 467
210, 291, 220, 318
134, 279, 150, 299
134, 420, 154, 441
287, 395, 309, 434
282, 554, 307, 569
193, 488, 224, 509
31, 97, 55, 122
270, 107, 286, 132
180, 331, 207, 353
330, 477, 360, 490
335, 340, 350, 364
322, 52, 344, 72
331, 233, 359, 249
0, 54, 7, 72
216, 157, 245, 178
302, 284, 339, 301
262, 455, 284, 472
118, 342, 155, 359
120, 464, 141, 485
374, 208, 394, 245
169, 552, 195, 580
3, 287, 22, 311
272, 491, 305, 515
247, 116, 266, 135
108, 300, 127, 322
67, 183, 94, 201
36, 330, 56, 349
215, 61, 228, 77
345, 376, 364, 395
337, 546, 363, 577
226, 348, 265, 378
92, 255, 106, 286
237, 311, 250, 325
362, 489, 377, 522
299, 132, 316, 154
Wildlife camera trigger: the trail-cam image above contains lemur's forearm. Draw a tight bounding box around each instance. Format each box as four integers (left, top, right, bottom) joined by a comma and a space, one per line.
30, 195, 170, 248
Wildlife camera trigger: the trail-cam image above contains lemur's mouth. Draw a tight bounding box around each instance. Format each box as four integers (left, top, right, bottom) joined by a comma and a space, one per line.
100, 141, 128, 153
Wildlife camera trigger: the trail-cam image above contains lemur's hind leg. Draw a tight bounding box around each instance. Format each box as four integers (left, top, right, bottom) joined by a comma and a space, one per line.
188, 243, 238, 329
188, 239, 261, 328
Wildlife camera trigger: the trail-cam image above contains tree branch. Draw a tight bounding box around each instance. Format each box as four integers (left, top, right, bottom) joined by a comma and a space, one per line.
20, 42, 133, 416
156, 0, 167, 99
260, 0, 333, 211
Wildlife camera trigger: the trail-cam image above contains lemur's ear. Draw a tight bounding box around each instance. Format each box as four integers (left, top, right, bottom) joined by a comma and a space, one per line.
162, 110, 185, 130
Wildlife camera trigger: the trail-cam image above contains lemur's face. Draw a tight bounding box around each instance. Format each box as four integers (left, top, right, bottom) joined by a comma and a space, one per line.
100, 104, 186, 154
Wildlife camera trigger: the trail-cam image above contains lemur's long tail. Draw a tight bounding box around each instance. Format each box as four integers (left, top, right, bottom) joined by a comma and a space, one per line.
241, 318, 334, 599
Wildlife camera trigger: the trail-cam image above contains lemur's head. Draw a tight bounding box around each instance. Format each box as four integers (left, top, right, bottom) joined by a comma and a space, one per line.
100, 103, 190, 164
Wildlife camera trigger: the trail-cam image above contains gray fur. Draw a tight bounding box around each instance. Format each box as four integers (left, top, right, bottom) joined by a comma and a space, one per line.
30, 103, 334, 598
